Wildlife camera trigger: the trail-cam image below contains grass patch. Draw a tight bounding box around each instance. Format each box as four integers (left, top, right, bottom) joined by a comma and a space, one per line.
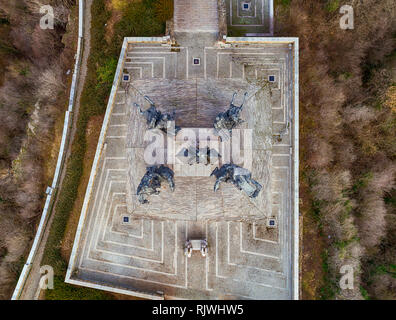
45, 276, 113, 300
319, 250, 337, 299
96, 56, 118, 90
113, 0, 166, 43
325, 0, 340, 13
350, 172, 373, 194
40, 0, 166, 299
311, 199, 324, 225
333, 236, 359, 250
360, 286, 370, 300
275, 0, 291, 7
376, 264, 396, 278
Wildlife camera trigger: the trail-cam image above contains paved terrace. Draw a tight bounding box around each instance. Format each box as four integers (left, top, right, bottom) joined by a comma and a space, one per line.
66, 0, 298, 300
226, 0, 274, 36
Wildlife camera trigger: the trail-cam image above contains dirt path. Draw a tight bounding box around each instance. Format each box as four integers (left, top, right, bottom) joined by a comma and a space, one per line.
19, 0, 93, 300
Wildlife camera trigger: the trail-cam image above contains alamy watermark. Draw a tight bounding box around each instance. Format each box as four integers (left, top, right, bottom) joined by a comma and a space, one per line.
340, 5, 354, 30
39, 265, 54, 290
39, 5, 54, 30
339, 264, 354, 290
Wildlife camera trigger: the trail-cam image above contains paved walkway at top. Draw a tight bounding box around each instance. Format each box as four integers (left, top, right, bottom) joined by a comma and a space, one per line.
174, 0, 219, 33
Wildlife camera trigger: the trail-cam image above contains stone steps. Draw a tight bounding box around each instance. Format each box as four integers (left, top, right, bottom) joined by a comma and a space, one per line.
174, 0, 219, 32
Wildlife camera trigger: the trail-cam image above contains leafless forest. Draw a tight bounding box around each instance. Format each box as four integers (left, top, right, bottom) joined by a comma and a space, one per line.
275, 0, 396, 299
0, 0, 75, 299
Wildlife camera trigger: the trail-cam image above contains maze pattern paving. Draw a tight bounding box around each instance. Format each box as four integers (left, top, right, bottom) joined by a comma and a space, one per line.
69, 36, 295, 299
226, 0, 272, 36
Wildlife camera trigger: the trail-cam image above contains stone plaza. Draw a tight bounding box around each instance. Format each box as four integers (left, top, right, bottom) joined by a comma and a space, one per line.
66, 0, 299, 300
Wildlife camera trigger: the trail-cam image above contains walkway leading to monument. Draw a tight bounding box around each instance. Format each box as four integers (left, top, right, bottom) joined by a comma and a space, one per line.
174, 0, 219, 33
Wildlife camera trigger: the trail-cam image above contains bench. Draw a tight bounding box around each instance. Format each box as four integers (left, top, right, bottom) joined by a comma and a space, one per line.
184, 239, 208, 258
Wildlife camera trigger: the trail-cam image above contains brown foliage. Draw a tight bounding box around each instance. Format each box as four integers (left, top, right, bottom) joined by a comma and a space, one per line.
385, 85, 396, 113
0, 0, 72, 298
154, 0, 174, 23
276, 0, 396, 299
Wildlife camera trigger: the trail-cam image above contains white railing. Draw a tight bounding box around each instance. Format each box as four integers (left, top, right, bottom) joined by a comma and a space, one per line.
11, 0, 85, 300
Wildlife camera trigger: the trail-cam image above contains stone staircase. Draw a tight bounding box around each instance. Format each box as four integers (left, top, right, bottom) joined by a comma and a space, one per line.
174, 0, 219, 33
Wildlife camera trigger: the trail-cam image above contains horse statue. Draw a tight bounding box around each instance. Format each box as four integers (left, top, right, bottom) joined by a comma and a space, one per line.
213, 92, 248, 139
134, 95, 181, 135
137, 165, 175, 204
210, 163, 262, 198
